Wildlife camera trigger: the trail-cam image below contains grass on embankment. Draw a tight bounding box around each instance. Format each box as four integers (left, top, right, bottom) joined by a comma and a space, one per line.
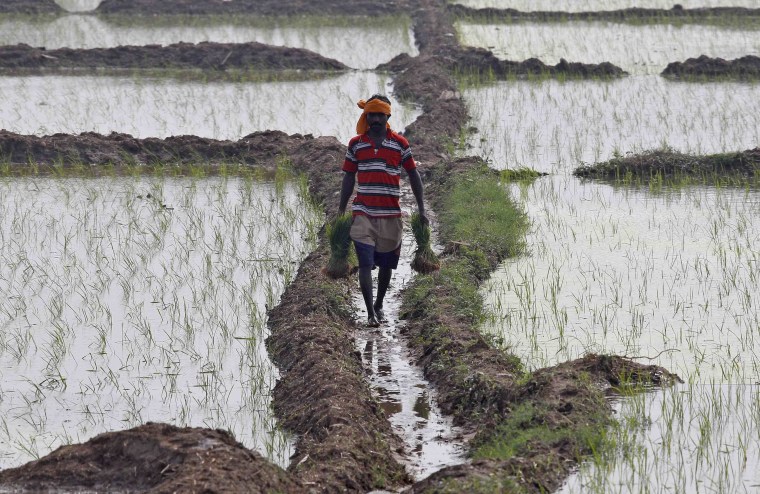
573, 147, 760, 186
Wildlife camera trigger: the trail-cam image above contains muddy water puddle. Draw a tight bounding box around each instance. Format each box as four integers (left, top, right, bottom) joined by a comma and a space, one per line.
450, 0, 760, 11
456, 21, 760, 75
353, 194, 467, 480
0, 14, 417, 69
462, 76, 760, 173
0, 175, 320, 469
0, 72, 421, 142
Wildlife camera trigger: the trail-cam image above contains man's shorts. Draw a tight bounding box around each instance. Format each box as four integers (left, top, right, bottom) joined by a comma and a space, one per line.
350, 215, 403, 269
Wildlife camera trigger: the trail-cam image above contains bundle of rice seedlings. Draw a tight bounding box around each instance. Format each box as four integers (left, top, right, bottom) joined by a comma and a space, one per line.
324, 212, 354, 278
410, 212, 440, 274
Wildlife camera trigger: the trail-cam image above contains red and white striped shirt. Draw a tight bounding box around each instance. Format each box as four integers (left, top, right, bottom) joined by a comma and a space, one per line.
343, 130, 416, 218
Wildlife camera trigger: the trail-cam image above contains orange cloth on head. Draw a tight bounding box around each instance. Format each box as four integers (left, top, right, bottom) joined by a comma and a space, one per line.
356, 99, 392, 135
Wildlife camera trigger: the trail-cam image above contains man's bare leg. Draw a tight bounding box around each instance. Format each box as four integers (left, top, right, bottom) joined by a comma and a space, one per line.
359, 266, 380, 326
373, 267, 392, 322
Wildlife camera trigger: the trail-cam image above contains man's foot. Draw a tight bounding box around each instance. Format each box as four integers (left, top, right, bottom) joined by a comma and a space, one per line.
367, 315, 381, 327
374, 305, 387, 323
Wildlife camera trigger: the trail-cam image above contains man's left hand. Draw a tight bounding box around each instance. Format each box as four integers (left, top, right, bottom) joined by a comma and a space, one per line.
419, 211, 429, 227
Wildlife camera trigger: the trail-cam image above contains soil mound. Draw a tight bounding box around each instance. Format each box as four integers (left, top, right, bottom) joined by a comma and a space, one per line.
0, 42, 347, 73
0, 129, 342, 169
96, 0, 406, 16
0, 0, 61, 13
663, 54, 760, 80
0, 423, 301, 493
573, 147, 760, 180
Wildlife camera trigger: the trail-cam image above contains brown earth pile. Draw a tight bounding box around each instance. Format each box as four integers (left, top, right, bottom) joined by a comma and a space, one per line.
663, 54, 760, 79
0, 423, 300, 493
0, 42, 347, 72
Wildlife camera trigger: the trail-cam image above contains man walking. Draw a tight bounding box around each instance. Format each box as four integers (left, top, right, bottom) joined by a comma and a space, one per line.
338, 94, 428, 327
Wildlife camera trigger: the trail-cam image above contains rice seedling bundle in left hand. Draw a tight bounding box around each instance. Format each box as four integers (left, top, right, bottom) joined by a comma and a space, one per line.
411, 212, 440, 274
324, 212, 355, 278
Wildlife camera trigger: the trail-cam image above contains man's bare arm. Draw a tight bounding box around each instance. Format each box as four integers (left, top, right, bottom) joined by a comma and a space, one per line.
407, 168, 428, 226
338, 171, 356, 215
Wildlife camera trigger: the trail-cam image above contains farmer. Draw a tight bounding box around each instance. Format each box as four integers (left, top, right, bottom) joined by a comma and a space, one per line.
338, 94, 428, 327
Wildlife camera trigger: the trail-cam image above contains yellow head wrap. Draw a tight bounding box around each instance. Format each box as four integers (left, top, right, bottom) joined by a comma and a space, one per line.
356, 98, 392, 135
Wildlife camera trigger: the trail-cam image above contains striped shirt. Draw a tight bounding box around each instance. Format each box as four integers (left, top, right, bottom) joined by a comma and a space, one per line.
343, 130, 416, 218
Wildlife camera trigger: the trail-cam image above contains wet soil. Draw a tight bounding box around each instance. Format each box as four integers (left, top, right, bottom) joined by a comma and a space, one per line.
448, 3, 760, 23
0, 423, 300, 493
0, 0, 61, 14
0, 42, 347, 73
663, 54, 760, 80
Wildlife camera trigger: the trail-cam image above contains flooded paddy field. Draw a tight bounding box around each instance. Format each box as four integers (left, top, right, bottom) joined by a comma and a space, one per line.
1, 0, 758, 491
0, 72, 420, 142
0, 14, 417, 69
456, 21, 760, 75
0, 174, 320, 469
464, 57, 760, 493
463, 77, 760, 172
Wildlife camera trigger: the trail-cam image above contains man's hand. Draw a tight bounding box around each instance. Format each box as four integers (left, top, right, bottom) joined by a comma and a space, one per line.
418, 210, 429, 227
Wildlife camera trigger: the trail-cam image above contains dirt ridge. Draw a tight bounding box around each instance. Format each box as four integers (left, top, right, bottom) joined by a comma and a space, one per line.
0, 0, 61, 14
96, 0, 408, 16
662, 54, 760, 80
0, 42, 347, 72
448, 3, 760, 22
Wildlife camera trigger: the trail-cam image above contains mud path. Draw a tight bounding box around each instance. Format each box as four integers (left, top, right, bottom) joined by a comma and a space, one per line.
0, 42, 347, 73
353, 185, 467, 481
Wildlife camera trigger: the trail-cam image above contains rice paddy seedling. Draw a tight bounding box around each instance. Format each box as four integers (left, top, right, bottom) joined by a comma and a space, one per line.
324, 212, 354, 279
410, 212, 440, 274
